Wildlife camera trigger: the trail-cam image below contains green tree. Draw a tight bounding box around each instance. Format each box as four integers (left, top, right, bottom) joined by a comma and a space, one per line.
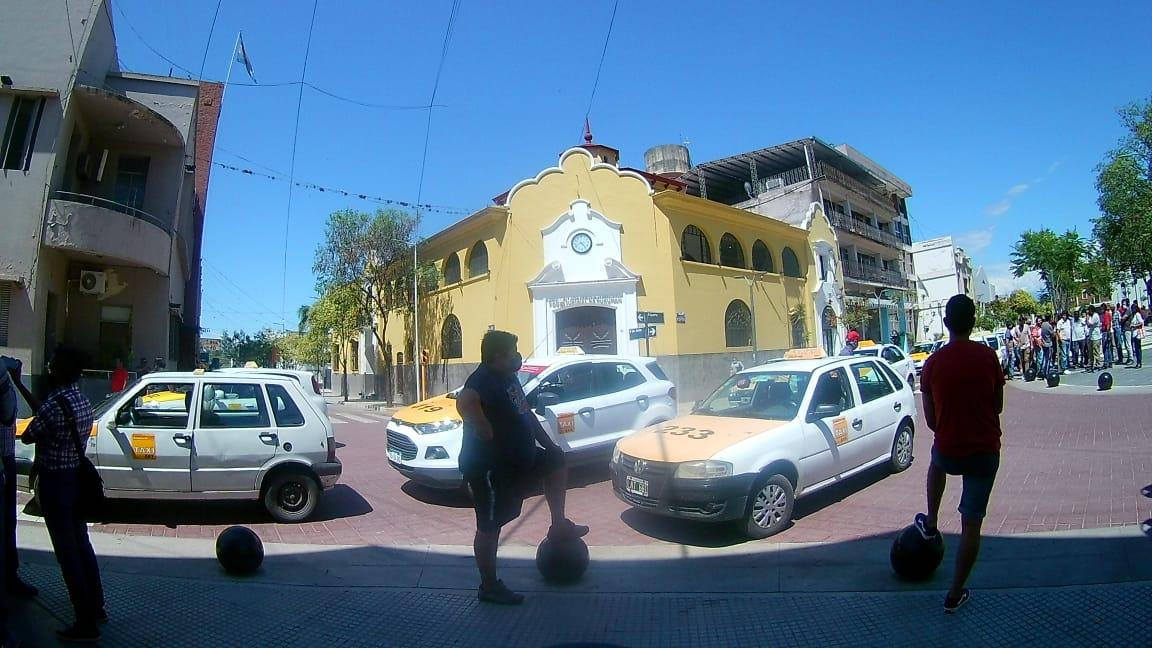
1094, 96, 1152, 304
978, 289, 1041, 330
296, 304, 311, 334
312, 209, 436, 398
309, 283, 365, 401
1010, 229, 1101, 311
841, 300, 871, 335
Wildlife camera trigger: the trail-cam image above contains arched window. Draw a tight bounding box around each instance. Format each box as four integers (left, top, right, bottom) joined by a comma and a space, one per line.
752, 240, 774, 273
680, 225, 712, 264
782, 247, 803, 278
441, 315, 462, 359
467, 241, 488, 277
724, 300, 752, 348
719, 233, 746, 268
443, 253, 461, 285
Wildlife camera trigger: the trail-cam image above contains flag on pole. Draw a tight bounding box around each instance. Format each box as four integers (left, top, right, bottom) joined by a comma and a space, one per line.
235, 33, 257, 83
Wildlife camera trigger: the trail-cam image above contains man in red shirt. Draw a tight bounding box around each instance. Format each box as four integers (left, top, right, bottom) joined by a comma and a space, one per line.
109, 358, 129, 394
917, 294, 1004, 613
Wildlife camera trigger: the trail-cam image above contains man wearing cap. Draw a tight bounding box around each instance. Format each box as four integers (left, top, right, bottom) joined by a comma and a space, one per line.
839, 331, 861, 356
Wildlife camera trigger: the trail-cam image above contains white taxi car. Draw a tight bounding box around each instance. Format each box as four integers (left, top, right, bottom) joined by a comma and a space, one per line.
16, 370, 341, 523
386, 355, 677, 489
611, 351, 917, 539
852, 342, 916, 390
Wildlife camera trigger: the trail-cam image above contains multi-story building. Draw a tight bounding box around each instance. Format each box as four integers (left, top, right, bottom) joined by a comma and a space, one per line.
347, 137, 847, 405
1, 0, 222, 397
676, 138, 915, 347
911, 236, 975, 341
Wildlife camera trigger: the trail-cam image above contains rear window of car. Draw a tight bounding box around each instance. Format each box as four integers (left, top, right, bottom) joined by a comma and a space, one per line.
266, 384, 305, 427
645, 361, 669, 381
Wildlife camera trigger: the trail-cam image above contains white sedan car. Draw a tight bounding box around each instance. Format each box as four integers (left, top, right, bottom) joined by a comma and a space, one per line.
852, 343, 917, 390
612, 354, 918, 538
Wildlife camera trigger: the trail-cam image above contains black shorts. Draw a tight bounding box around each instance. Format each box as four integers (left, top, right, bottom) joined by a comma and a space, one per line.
931, 447, 1000, 519
465, 446, 564, 533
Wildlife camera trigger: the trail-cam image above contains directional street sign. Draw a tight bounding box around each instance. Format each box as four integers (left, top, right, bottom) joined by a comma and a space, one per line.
628, 326, 658, 340
637, 311, 665, 325
648, 326, 657, 338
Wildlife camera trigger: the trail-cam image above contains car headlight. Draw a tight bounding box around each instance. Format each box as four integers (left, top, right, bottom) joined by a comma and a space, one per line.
612, 445, 622, 464
414, 419, 462, 435
675, 460, 733, 479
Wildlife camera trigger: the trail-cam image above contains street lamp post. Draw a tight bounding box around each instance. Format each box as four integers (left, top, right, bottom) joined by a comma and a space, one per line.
742, 271, 768, 363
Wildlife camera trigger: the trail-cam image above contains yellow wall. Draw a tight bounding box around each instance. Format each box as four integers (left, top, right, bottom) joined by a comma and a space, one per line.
376, 147, 822, 365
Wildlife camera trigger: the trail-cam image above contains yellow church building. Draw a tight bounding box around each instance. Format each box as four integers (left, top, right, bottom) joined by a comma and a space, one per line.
364, 140, 847, 404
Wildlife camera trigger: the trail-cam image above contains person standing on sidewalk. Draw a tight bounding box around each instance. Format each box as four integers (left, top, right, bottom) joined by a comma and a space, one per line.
1039, 315, 1055, 376
1129, 304, 1145, 369
1101, 305, 1114, 369
456, 331, 588, 605
0, 359, 37, 602
1014, 319, 1032, 377
1057, 312, 1072, 373
1071, 312, 1086, 368
108, 359, 129, 395
12, 347, 106, 642
1114, 304, 1130, 365
1085, 306, 1102, 373
916, 295, 1004, 614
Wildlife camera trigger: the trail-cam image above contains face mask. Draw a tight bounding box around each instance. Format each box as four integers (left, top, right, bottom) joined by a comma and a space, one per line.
509, 353, 523, 373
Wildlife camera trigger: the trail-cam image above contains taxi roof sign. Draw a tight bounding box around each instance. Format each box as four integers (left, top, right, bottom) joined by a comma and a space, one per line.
783, 347, 827, 360
857, 340, 877, 348
555, 346, 586, 356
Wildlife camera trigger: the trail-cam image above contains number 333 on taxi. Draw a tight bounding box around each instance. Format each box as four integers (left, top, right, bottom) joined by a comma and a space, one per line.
610, 351, 917, 539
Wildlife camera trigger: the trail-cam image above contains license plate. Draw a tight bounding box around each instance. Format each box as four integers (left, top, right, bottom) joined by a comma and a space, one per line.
387, 448, 402, 463
625, 476, 649, 497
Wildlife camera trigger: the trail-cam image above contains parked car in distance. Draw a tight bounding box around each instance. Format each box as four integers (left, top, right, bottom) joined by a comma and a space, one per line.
611, 354, 917, 539
852, 342, 916, 390
15, 370, 341, 523
910, 340, 944, 375
386, 355, 677, 489
218, 367, 328, 415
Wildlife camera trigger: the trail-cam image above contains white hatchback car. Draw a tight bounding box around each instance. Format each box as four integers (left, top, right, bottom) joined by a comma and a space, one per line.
218, 368, 328, 415
612, 354, 917, 538
386, 355, 678, 489
16, 371, 341, 523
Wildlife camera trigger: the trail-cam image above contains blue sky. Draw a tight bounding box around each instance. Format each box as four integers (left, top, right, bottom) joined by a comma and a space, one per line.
109, 0, 1152, 336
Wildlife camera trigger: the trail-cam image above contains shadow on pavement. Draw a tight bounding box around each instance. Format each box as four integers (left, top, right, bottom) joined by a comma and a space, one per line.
78, 484, 374, 526
10, 527, 1150, 646
398, 459, 613, 509
617, 464, 895, 548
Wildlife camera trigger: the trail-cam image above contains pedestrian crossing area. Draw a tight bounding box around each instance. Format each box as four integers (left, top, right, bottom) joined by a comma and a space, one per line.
327, 409, 393, 425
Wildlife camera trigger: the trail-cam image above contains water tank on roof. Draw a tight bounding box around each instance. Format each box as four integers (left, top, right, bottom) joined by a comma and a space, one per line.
644, 144, 692, 177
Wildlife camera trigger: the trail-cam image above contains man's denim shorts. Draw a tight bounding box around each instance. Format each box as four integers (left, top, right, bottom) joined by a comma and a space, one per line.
931, 446, 1000, 520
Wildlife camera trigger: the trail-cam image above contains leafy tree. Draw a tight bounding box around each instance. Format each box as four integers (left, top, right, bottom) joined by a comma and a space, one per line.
977, 290, 1041, 330
278, 330, 330, 373
840, 300, 871, 335
217, 329, 280, 368
1094, 96, 1152, 304
308, 283, 365, 401
1010, 229, 1106, 311
296, 304, 311, 334
312, 209, 437, 397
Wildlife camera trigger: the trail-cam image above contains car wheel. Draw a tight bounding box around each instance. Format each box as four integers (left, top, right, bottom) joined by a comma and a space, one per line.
890, 420, 914, 473
744, 474, 795, 539
263, 471, 320, 523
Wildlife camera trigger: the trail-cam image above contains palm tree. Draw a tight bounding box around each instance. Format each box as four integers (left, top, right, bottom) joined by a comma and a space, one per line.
297, 304, 311, 334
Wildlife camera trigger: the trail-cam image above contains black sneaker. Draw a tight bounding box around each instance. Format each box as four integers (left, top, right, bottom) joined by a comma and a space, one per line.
56, 623, 100, 643
6, 578, 37, 598
944, 589, 971, 614
914, 513, 938, 540
547, 519, 590, 541
478, 580, 524, 605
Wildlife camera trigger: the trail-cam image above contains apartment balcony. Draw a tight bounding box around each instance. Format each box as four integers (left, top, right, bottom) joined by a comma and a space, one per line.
44, 191, 172, 275
829, 212, 908, 250
843, 262, 906, 290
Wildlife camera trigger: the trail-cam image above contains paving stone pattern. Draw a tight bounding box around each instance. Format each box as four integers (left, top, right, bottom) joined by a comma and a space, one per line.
20, 563, 1148, 647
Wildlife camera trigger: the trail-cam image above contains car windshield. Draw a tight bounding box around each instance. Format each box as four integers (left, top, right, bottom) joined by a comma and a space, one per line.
694, 371, 811, 421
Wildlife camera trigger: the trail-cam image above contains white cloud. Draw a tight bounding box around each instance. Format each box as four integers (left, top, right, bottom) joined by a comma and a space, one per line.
955, 227, 995, 254
982, 160, 1062, 217
983, 262, 1044, 297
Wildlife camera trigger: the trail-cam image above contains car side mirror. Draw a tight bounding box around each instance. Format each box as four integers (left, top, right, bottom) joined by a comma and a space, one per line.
116, 410, 132, 426
536, 391, 559, 416
808, 403, 841, 421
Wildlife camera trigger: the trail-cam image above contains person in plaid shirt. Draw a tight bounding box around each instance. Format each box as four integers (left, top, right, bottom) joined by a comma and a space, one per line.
12, 347, 105, 642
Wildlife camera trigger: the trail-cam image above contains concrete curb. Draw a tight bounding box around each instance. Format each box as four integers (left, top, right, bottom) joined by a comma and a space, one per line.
16, 521, 1149, 596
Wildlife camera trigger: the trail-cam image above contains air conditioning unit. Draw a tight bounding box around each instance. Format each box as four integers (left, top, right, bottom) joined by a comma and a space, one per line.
79, 271, 107, 295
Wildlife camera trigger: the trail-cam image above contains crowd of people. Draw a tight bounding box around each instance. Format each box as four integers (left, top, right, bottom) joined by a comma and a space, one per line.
1000, 300, 1146, 379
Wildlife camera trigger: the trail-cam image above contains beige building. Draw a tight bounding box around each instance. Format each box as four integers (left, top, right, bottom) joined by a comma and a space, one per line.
1, 0, 222, 402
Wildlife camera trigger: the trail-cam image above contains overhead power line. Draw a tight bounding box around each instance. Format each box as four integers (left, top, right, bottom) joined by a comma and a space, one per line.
583, 0, 620, 124
115, 2, 429, 111
415, 0, 463, 216
197, 0, 224, 80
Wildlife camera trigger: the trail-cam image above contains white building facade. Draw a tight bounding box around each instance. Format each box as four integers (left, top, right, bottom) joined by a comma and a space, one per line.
911, 236, 974, 342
